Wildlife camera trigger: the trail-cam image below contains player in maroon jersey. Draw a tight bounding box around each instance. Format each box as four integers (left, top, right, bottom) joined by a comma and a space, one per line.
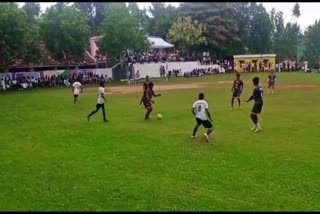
268, 70, 277, 94
231, 73, 244, 109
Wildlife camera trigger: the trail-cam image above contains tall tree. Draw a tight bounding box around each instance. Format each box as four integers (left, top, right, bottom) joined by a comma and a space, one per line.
22, 2, 40, 22
304, 20, 320, 68
292, 3, 301, 19
246, 3, 273, 54
178, 3, 240, 57
73, 2, 110, 36
98, 3, 150, 60
146, 3, 178, 39
128, 2, 148, 30
167, 16, 206, 56
21, 2, 43, 65
270, 9, 286, 60
0, 3, 28, 69
40, 4, 90, 63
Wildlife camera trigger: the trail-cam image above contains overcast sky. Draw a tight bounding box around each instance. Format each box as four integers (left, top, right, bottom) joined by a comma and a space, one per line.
17, 2, 320, 31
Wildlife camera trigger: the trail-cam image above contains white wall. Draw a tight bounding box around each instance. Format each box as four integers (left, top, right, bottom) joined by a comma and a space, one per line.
132, 61, 218, 78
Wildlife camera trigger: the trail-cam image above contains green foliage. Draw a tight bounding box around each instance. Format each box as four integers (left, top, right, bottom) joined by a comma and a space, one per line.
304, 20, 320, 67
178, 3, 240, 50
40, 4, 90, 63
22, 2, 40, 22
246, 3, 273, 54
292, 3, 301, 18
98, 3, 150, 59
167, 16, 206, 55
0, 3, 28, 68
146, 3, 178, 39
73, 2, 110, 36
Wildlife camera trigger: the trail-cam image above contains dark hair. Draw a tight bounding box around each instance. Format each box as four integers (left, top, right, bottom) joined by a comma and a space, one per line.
252, 77, 259, 85
100, 81, 104, 87
236, 73, 240, 78
199, 93, 205, 100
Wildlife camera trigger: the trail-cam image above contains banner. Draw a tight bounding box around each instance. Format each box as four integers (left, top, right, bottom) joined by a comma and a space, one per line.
43, 70, 58, 78
15, 72, 41, 79
0, 73, 12, 80
57, 69, 68, 77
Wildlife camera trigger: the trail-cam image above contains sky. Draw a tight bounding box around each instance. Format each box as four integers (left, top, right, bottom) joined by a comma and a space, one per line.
17, 2, 320, 32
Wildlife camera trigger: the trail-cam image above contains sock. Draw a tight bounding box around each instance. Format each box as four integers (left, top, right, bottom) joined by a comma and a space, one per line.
238, 99, 241, 107
193, 126, 199, 136
231, 98, 234, 108
256, 123, 262, 130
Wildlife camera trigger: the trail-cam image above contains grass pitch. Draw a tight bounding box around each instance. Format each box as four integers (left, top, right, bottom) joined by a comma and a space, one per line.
0, 72, 319, 211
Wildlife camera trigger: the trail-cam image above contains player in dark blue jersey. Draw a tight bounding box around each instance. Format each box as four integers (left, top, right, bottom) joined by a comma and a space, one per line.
246, 77, 263, 133
231, 73, 244, 109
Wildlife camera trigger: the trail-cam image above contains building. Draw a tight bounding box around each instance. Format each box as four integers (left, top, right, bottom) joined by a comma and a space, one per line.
233, 54, 276, 72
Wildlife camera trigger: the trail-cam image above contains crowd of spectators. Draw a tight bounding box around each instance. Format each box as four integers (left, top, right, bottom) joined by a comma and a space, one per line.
122, 49, 187, 64
0, 72, 111, 92
183, 67, 222, 78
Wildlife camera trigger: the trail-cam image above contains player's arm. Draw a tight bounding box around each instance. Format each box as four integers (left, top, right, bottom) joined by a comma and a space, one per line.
240, 82, 244, 92
191, 107, 196, 116
101, 93, 107, 102
206, 109, 212, 121
246, 90, 255, 102
153, 91, 161, 97
231, 81, 235, 92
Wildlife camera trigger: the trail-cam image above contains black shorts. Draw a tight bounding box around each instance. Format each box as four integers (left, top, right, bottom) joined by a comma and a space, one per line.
144, 101, 152, 109
74, 94, 79, 98
252, 102, 263, 114
96, 103, 105, 109
232, 89, 241, 98
196, 118, 213, 128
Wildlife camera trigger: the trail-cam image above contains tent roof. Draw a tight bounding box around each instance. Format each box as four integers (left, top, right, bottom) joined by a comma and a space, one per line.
148, 36, 174, 49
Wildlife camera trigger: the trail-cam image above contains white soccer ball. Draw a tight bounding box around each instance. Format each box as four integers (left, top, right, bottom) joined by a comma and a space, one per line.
157, 113, 163, 120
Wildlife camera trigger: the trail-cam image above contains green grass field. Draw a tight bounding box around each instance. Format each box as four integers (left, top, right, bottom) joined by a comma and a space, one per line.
1, 72, 320, 211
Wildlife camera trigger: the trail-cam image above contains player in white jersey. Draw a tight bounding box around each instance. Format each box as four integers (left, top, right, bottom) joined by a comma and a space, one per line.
72, 80, 82, 104
191, 93, 213, 142
87, 82, 108, 122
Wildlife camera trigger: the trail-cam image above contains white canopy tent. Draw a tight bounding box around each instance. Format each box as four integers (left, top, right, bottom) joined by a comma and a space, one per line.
148, 36, 174, 49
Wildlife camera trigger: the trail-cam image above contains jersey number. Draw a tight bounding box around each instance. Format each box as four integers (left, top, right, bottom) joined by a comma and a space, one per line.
197, 105, 202, 112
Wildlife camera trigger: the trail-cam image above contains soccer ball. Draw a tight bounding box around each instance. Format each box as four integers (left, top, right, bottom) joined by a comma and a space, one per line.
157, 113, 162, 120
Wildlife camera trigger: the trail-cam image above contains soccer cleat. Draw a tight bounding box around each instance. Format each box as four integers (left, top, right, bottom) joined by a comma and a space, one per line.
251, 126, 256, 131
104, 119, 109, 122
191, 135, 197, 139
204, 133, 209, 142
87, 116, 90, 122
254, 128, 262, 133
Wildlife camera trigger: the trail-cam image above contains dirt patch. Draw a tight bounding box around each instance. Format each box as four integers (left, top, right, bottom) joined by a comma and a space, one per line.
84, 82, 318, 95
109, 83, 205, 95
277, 84, 317, 89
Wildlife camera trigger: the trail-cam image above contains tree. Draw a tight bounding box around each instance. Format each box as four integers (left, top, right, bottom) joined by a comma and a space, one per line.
146, 3, 178, 39
0, 3, 28, 69
98, 3, 150, 60
167, 16, 206, 56
292, 3, 301, 19
178, 3, 240, 56
304, 20, 320, 68
73, 2, 110, 36
246, 3, 273, 54
22, 2, 40, 22
40, 4, 90, 63
128, 2, 148, 30
21, 2, 43, 65
270, 9, 286, 60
